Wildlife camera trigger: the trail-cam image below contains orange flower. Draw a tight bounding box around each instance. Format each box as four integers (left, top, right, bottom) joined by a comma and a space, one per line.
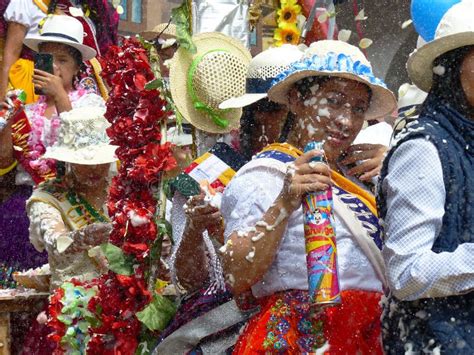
277, 0, 302, 24
274, 23, 300, 46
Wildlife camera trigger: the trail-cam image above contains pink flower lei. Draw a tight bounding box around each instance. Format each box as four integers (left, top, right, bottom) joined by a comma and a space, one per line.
25, 88, 89, 176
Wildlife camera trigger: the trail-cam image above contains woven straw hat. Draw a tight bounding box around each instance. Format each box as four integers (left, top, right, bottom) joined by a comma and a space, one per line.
268, 40, 397, 121
141, 23, 177, 46
408, 0, 474, 92
43, 107, 118, 165
219, 44, 305, 109
24, 15, 96, 61
169, 32, 251, 134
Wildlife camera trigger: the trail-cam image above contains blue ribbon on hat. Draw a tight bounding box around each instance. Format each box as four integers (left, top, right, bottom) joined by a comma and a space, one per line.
272, 52, 388, 88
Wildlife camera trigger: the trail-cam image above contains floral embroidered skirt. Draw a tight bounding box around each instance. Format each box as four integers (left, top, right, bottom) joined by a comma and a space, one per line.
233, 289, 383, 354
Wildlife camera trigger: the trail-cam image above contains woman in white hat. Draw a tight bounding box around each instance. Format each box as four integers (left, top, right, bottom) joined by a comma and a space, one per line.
220, 40, 396, 353
0, 14, 104, 293
27, 105, 116, 289
378, 1, 474, 353
21, 105, 116, 353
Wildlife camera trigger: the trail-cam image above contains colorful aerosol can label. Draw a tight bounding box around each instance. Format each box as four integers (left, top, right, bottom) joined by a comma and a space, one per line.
302, 141, 341, 305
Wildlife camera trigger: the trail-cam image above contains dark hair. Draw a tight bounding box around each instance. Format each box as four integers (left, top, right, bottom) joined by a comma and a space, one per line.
66, 46, 83, 67
240, 98, 287, 160
38, 42, 83, 67
426, 45, 474, 117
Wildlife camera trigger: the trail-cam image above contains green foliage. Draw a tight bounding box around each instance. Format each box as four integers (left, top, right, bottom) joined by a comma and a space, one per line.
101, 243, 134, 276
136, 294, 177, 331
171, 2, 197, 54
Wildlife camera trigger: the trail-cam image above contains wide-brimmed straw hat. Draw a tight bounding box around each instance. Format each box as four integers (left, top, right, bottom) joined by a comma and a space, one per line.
169, 32, 251, 134
408, 0, 474, 92
43, 107, 118, 165
141, 23, 177, 49
219, 44, 305, 109
24, 15, 96, 61
268, 40, 397, 121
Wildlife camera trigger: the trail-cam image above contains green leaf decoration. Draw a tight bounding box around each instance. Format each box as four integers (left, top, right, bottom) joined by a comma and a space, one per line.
100, 243, 134, 276
144, 78, 162, 91
171, 2, 197, 54
136, 294, 176, 331
17, 90, 27, 104
170, 173, 201, 198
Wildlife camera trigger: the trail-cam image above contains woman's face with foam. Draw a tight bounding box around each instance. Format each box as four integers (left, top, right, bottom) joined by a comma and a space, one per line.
288, 77, 370, 163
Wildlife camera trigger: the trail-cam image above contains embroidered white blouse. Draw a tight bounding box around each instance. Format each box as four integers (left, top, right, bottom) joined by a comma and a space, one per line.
28, 200, 106, 289
221, 157, 382, 298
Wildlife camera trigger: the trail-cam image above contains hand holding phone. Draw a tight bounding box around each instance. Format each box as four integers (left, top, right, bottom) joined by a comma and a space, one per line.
34, 53, 54, 95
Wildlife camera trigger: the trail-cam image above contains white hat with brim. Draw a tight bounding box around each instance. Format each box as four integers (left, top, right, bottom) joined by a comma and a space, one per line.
24, 15, 96, 61
43, 144, 118, 165
169, 32, 251, 134
219, 44, 305, 109
42, 106, 118, 165
408, 0, 474, 93
268, 40, 397, 121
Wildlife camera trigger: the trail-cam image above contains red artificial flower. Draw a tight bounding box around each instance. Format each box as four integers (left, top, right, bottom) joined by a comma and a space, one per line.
128, 142, 176, 184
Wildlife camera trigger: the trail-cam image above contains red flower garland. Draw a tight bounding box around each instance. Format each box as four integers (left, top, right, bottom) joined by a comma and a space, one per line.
83, 38, 175, 353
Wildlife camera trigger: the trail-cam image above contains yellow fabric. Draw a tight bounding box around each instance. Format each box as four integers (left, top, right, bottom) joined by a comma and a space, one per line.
259, 142, 303, 158
8, 58, 38, 104
331, 170, 378, 216
89, 58, 108, 101
0, 160, 18, 176
263, 142, 377, 216
218, 167, 236, 186
33, 0, 52, 14
194, 152, 212, 164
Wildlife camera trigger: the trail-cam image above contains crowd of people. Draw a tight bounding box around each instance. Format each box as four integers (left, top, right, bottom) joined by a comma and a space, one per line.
0, 0, 473, 354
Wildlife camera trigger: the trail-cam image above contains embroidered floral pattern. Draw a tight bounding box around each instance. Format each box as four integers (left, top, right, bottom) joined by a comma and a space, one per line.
262, 291, 327, 353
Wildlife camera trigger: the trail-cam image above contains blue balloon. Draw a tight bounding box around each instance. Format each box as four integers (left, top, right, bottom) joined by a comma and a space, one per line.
411, 0, 461, 41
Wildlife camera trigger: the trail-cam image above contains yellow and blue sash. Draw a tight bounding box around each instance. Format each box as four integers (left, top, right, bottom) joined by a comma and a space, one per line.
255, 143, 383, 249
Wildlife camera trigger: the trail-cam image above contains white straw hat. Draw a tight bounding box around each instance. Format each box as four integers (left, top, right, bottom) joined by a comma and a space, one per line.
24, 15, 97, 61
219, 44, 305, 109
408, 0, 474, 92
169, 32, 251, 134
43, 107, 118, 165
268, 40, 397, 121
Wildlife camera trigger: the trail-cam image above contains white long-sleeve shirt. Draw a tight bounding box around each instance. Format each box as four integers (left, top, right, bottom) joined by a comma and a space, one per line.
221, 158, 382, 298
382, 138, 474, 301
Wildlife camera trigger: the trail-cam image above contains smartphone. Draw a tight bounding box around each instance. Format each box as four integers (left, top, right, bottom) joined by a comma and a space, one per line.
34, 53, 54, 95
